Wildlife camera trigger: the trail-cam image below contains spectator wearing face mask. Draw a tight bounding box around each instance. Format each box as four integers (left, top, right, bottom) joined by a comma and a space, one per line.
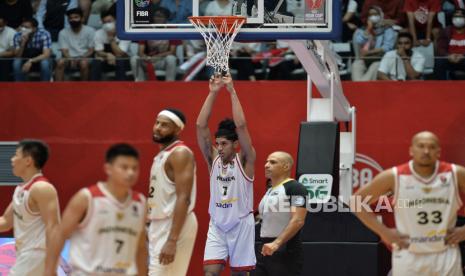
435, 8, 465, 79
90, 11, 130, 80
55, 8, 95, 81
12, 17, 52, 81
377, 32, 425, 81
35, 0, 77, 42
352, 6, 397, 81
360, 0, 404, 27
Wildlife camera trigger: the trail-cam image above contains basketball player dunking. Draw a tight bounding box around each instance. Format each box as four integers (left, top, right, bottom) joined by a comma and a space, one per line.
44, 144, 147, 276
197, 74, 256, 276
352, 131, 465, 276
147, 108, 198, 276
0, 139, 60, 276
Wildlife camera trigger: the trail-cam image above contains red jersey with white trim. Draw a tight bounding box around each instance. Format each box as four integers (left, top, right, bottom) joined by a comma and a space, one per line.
449, 29, 465, 55
394, 161, 462, 253
12, 173, 50, 253
209, 154, 254, 232
148, 140, 196, 220
69, 182, 146, 275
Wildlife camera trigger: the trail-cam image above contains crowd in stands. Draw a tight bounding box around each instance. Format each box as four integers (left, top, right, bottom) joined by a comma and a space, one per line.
0, 0, 464, 81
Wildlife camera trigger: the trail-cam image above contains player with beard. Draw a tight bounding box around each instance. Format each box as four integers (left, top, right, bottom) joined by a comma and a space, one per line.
197, 74, 256, 275
147, 108, 198, 276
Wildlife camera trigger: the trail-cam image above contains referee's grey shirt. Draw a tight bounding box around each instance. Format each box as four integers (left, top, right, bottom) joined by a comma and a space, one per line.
258, 179, 307, 238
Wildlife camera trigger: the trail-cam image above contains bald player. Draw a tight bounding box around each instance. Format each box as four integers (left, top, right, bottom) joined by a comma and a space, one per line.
255, 151, 308, 276
352, 131, 465, 276
147, 108, 197, 276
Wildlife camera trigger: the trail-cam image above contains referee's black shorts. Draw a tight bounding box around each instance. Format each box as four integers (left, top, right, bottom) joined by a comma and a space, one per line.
253, 237, 303, 276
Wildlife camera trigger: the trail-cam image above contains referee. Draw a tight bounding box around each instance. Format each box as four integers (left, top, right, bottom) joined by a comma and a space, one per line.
254, 151, 308, 276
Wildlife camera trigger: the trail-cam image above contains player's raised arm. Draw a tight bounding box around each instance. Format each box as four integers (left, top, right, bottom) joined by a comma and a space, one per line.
44, 190, 89, 276
196, 74, 223, 169
223, 73, 256, 179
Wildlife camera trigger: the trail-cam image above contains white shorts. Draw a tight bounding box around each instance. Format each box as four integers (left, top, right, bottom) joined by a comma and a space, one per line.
9, 249, 45, 276
204, 213, 256, 271
148, 212, 198, 276
392, 246, 463, 276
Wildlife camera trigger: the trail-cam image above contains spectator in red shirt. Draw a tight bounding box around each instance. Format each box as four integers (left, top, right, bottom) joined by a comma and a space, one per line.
404, 0, 442, 47
435, 8, 465, 79
360, 0, 404, 26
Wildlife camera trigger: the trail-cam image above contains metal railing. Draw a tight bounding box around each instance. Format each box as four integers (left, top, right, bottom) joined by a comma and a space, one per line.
0, 56, 463, 82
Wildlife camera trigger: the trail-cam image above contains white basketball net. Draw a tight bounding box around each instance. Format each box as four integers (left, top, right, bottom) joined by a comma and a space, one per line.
189, 17, 245, 74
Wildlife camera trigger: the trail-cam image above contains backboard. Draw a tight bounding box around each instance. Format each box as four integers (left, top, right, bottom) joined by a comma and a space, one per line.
117, 0, 341, 40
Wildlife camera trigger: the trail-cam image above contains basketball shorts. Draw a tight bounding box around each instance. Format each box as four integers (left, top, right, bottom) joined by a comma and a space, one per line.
147, 212, 198, 276
204, 213, 256, 271
392, 246, 463, 276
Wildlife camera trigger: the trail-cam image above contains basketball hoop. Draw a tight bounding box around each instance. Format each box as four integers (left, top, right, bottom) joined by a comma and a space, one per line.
189, 16, 246, 74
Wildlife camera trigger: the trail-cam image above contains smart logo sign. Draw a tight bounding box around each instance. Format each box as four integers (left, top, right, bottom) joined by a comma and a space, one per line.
353, 153, 384, 192
298, 174, 333, 203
